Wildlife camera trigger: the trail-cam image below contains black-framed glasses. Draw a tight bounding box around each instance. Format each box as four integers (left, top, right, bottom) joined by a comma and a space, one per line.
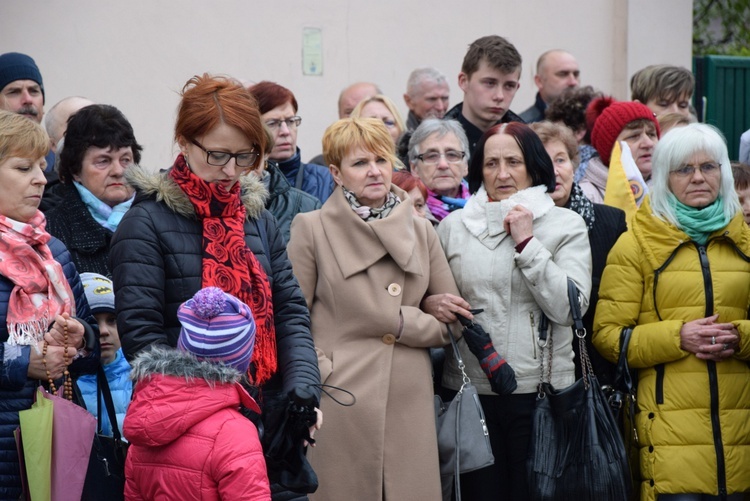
671, 162, 720, 178
265, 116, 302, 130
416, 150, 466, 165
191, 140, 259, 168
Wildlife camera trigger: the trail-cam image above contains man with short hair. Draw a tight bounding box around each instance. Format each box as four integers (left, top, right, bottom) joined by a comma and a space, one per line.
309, 81, 381, 165
403, 68, 450, 130
45, 96, 95, 152
444, 35, 525, 154
520, 50, 580, 123
630, 64, 694, 118
338, 81, 381, 119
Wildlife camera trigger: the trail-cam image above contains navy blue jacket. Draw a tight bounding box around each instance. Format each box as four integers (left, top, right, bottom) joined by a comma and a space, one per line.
0, 237, 95, 500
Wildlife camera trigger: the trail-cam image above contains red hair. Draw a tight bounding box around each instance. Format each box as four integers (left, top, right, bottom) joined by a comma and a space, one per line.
174, 74, 267, 163
248, 81, 298, 114
392, 171, 427, 199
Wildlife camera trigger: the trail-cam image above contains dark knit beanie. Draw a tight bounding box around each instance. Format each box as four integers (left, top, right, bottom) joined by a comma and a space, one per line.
587, 96, 659, 165
0, 53, 44, 103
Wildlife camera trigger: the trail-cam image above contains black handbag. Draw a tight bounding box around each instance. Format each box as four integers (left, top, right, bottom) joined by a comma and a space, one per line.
79, 365, 129, 501
527, 279, 631, 501
435, 323, 494, 501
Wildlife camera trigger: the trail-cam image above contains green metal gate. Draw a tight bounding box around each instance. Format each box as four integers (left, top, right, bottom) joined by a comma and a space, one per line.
694, 55, 750, 161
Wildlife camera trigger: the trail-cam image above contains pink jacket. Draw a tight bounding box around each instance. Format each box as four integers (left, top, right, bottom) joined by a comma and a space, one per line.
123, 347, 270, 500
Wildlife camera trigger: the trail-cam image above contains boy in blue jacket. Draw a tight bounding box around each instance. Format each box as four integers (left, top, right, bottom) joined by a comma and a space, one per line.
76, 273, 132, 436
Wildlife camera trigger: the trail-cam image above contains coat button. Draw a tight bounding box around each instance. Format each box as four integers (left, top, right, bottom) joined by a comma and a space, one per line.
387, 283, 402, 296
382, 333, 396, 345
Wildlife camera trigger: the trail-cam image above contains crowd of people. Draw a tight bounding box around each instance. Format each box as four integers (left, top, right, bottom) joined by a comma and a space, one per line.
0, 31, 749, 501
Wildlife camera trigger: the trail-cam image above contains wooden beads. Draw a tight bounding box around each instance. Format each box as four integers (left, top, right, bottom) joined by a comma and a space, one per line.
42, 317, 73, 401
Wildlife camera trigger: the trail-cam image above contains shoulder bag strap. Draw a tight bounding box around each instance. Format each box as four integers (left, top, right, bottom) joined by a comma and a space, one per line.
294, 164, 305, 190
97, 365, 124, 441
445, 322, 467, 500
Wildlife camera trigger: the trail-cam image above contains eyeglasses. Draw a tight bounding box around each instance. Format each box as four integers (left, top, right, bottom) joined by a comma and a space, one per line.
191, 140, 259, 168
265, 116, 302, 130
416, 151, 466, 165
671, 162, 720, 178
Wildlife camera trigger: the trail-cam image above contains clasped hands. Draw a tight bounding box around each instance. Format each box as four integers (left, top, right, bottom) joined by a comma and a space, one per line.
28, 313, 86, 380
680, 314, 739, 362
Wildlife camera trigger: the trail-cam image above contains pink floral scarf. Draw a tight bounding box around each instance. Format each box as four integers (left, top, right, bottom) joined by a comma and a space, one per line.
0, 211, 73, 345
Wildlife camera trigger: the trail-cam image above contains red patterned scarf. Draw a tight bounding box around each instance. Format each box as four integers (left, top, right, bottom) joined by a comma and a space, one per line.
169, 154, 277, 384
0, 212, 73, 345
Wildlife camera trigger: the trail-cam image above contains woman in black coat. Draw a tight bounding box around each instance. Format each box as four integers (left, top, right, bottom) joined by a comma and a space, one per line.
109, 75, 320, 500
531, 121, 628, 385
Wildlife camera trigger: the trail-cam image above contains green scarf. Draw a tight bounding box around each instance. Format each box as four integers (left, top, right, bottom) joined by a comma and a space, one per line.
669, 194, 728, 245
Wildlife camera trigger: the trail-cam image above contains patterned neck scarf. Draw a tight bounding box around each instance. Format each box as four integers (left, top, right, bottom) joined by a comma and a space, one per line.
574, 144, 599, 184
342, 186, 400, 221
74, 181, 134, 232
169, 154, 277, 385
425, 183, 469, 221
0, 212, 73, 345
564, 183, 596, 230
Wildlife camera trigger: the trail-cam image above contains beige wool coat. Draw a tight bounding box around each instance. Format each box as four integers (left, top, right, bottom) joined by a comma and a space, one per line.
287, 186, 460, 501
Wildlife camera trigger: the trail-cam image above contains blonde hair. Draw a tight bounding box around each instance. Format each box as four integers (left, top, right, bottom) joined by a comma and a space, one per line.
0, 110, 49, 164
530, 120, 580, 169
322, 118, 399, 169
350, 94, 406, 139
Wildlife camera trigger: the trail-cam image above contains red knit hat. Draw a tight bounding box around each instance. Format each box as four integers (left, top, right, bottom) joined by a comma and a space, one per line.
587, 96, 660, 165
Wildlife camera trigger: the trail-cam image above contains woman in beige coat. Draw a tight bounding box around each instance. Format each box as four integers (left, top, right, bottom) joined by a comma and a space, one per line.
287, 118, 471, 501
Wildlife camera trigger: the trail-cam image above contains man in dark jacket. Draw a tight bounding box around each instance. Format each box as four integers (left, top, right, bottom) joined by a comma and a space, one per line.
519, 50, 580, 123
444, 35, 525, 156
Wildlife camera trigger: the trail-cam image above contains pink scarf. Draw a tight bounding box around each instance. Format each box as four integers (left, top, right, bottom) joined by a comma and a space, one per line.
0, 212, 73, 345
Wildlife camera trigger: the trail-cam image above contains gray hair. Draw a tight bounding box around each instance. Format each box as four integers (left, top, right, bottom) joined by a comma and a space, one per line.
407, 119, 470, 165
406, 68, 448, 98
649, 123, 739, 227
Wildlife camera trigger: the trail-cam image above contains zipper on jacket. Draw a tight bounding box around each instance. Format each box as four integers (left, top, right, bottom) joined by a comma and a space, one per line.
654, 364, 664, 404
708, 361, 728, 497
696, 243, 727, 498
529, 311, 537, 360
697, 245, 714, 317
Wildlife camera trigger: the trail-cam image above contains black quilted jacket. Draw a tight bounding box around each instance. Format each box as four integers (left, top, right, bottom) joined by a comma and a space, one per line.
109, 166, 320, 402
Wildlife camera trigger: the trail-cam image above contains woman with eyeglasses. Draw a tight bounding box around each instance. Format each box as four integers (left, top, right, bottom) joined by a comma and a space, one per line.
350, 94, 406, 147
593, 123, 750, 501
110, 74, 321, 498
287, 117, 471, 501
249, 81, 334, 204
407, 119, 471, 223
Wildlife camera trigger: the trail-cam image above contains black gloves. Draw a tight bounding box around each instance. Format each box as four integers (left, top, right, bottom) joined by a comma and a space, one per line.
457, 313, 517, 395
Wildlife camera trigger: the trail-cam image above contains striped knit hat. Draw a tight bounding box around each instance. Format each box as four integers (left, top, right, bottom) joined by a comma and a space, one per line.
177, 287, 256, 372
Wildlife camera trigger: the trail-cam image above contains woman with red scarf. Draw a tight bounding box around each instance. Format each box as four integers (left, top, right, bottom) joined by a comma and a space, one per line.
110, 75, 320, 499
0, 110, 96, 499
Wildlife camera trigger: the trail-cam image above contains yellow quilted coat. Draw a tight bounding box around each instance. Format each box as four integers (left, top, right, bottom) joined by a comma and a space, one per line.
593, 198, 750, 501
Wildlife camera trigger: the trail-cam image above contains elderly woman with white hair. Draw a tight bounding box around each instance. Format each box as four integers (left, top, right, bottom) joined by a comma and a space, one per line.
594, 123, 750, 501
407, 119, 471, 223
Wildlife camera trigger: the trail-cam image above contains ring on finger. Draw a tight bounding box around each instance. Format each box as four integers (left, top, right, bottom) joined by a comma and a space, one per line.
723, 343, 730, 351
711, 336, 716, 345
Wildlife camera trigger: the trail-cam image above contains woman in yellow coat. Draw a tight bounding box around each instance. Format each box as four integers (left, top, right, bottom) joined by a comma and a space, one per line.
287, 118, 471, 501
593, 123, 750, 501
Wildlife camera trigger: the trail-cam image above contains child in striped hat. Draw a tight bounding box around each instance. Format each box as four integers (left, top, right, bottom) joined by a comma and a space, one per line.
123, 287, 271, 499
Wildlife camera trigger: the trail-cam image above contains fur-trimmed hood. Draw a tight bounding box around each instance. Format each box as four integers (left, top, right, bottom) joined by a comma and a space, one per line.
129, 345, 243, 384
125, 164, 267, 220
124, 346, 260, 447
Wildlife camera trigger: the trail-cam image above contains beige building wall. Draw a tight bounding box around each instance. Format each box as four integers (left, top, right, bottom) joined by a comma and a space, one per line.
0, 0, 693, 169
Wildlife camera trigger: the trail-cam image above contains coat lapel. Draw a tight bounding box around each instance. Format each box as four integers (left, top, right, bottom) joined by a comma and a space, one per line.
320, 186, 424, 278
